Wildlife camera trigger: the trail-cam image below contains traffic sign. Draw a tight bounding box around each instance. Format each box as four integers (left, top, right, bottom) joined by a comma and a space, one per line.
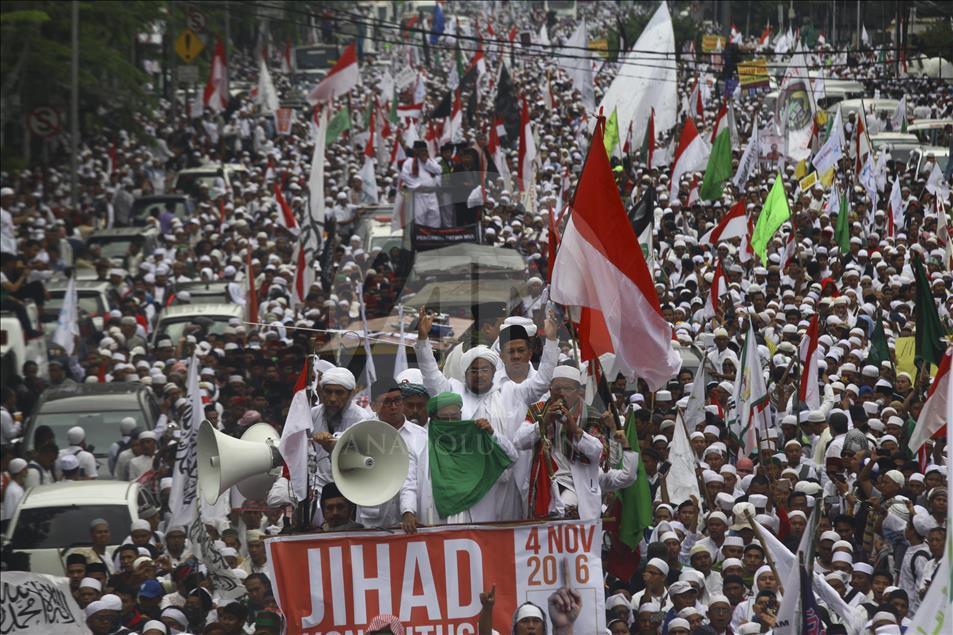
26, 107, 62, 139
175, 28, 204, 63
186, 8, 207, 33
178, 64, 199, 83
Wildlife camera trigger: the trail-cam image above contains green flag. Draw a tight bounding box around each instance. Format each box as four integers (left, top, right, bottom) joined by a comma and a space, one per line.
751, 174, 791, 263
912, 254, 947, 367
835, 191, 851, 252
866, 311, 891, 366
700, 124, 732, 200
428, 419, 513, 518
618, 410, 653, 549
604, 108, 620, 158
326, 107, 351, 144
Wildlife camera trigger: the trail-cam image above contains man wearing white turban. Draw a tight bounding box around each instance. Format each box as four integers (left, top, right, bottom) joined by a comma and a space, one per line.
310, 366, 374, 501
414, 310, 528, 522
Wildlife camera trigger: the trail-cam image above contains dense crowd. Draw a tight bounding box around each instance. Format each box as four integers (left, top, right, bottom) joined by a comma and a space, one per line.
1, 2, 951, 635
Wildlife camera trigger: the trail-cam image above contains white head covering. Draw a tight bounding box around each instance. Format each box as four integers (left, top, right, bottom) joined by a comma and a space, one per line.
320, 367, 356, 390
552, 365, 582, 383
462, 345, 499, 370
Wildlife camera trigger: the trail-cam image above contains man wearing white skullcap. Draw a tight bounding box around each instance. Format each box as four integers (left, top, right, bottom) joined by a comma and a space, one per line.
413, 310, 521, 522
58, 425, 98, 479
517, 364, 637, 520
108, 415, 139, 476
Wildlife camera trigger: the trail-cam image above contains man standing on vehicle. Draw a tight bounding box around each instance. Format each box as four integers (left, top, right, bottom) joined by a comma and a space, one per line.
58, 426, 98, 479
127, 431, 158, 481
25, 442, 58, 487
401, 140, 442, 228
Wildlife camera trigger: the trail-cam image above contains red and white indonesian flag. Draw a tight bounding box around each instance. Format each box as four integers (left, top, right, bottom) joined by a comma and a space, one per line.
779, 229, 797, 270
703, 260, 726, 318
440, 90, 463, 144
517, 98, 536, 193
700, 199, 747, 246
887, 177, 904, 237
203, 39, 229, 113
274, 181, 298, 232
798, 313, 821, 409
669, 118, 709, 198
397, 102, 423, 121
552, 118, 681, 391
292, 239, 314, 305
307, 43, 359, 105
688, 77, 705, 120
908, 350, 951, 453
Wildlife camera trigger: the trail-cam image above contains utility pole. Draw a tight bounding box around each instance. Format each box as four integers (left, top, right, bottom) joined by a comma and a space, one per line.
70, 0, 79, 211
856, 0, 861, 48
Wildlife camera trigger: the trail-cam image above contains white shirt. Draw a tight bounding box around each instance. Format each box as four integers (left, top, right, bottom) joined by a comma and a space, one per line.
358, 419, 427, 529
310, 401, 374, 499
1, 406, 21, 443
1, 207, 17, 254
2, 479, 24, 520
58, 446, 98, 479
127, 454, 155, 481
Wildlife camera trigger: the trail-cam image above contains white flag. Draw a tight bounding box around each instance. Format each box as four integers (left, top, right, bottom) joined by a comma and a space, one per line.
256, 58, 279, 115
659, 414, 701, 506
51, 275, 78, 355
169, 354, 203, 528
393, 305, 409, 381
278, 389, 313, 501
812, 107, 843, 175
732, 124, 760, 189
732, 322, 770, 456
308, 107, 328, 248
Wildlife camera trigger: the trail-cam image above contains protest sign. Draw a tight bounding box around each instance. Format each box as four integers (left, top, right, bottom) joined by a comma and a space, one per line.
266, 519, 606, 634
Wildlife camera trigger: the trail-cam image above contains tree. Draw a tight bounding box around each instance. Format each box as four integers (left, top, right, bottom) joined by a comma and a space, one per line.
1, 2, 164, 163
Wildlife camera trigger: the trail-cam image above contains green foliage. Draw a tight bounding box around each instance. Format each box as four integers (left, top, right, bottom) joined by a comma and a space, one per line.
918, 19, 953, 59
1, 1, 164, 137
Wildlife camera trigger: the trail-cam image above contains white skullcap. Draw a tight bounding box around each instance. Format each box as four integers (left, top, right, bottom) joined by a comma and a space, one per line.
832, 552, 853, 564
120, 416, 138, 434
141, 620, 167, 634
606, 593, 629, 611
100, 594, 122, 612
80, 577, 102, 591
67, 426, 86, 445
395, 368, 424, 385
646, 557, 670, 576
552, 365, 582, 384
130, 519, 151, 532
320, 367, 356, 390
669, 618, 691, 631
84, 600, 108, 618
161, 607, 188, 628
501, 315, 537, 338
461, 345, 499, 370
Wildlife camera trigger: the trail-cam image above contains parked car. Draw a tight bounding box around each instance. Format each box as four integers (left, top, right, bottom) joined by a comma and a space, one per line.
908, 119, 953, 148
85, 227, 158, 268
126, 194, 194, 227
41, 278, 112, 337
0, 301, 48, 388
2, 481, 154, 575
829, 98, 900, 120
907, 146, 951, 176
172, 163, 248, 198
23, 383, 160, 477
870, 132, 922, 165
152, 303, 244, 347
169, 280, 232, 305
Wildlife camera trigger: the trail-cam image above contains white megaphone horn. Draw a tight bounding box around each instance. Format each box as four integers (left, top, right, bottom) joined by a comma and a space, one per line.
197, 420, 283, 505
331, 419, 410, 507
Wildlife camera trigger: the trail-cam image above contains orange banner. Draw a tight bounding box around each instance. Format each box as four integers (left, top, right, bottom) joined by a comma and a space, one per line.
265, 520, 605, 634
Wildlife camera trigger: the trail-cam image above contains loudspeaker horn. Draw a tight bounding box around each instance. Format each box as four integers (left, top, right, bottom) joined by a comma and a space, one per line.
331, 419, 409, 507
197, 420, 283, 505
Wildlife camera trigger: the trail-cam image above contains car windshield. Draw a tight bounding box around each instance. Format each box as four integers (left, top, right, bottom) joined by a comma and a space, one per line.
46, 291, 104, 316
130, 199, 188, 226
90, 239, 134, 260
175, 172, 220, 196
11, 504, 131, 550
32, 410, 145, 456
156, 316, 233, 344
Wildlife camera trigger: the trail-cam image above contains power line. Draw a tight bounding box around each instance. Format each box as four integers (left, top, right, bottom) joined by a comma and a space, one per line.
204, 1, 950, 86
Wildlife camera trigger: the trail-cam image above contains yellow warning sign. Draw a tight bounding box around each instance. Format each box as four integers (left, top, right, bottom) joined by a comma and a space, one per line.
175, 28, 204, 63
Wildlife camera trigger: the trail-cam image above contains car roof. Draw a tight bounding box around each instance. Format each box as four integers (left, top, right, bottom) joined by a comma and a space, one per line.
17, 480, 136, 509
870, 133, 919, 141
37, 383, 147, 412
87, 228, 157, 239
45, 279, 111, 292
908, 119, 953, 129
157, 303, 244, 319
133, 194, 188, 202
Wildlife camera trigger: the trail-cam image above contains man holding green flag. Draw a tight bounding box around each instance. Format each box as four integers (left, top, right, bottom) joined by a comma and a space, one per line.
326, 105, 351, 144
751, 173, 791, 263
400, 392, 516, 526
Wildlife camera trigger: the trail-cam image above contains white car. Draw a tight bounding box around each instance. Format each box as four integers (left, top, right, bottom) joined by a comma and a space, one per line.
2, 481, 152, 575
152, 303, 245, 347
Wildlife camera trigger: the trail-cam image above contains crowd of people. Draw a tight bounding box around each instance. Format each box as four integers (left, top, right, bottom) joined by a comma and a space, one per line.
1, 2, 952, 634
